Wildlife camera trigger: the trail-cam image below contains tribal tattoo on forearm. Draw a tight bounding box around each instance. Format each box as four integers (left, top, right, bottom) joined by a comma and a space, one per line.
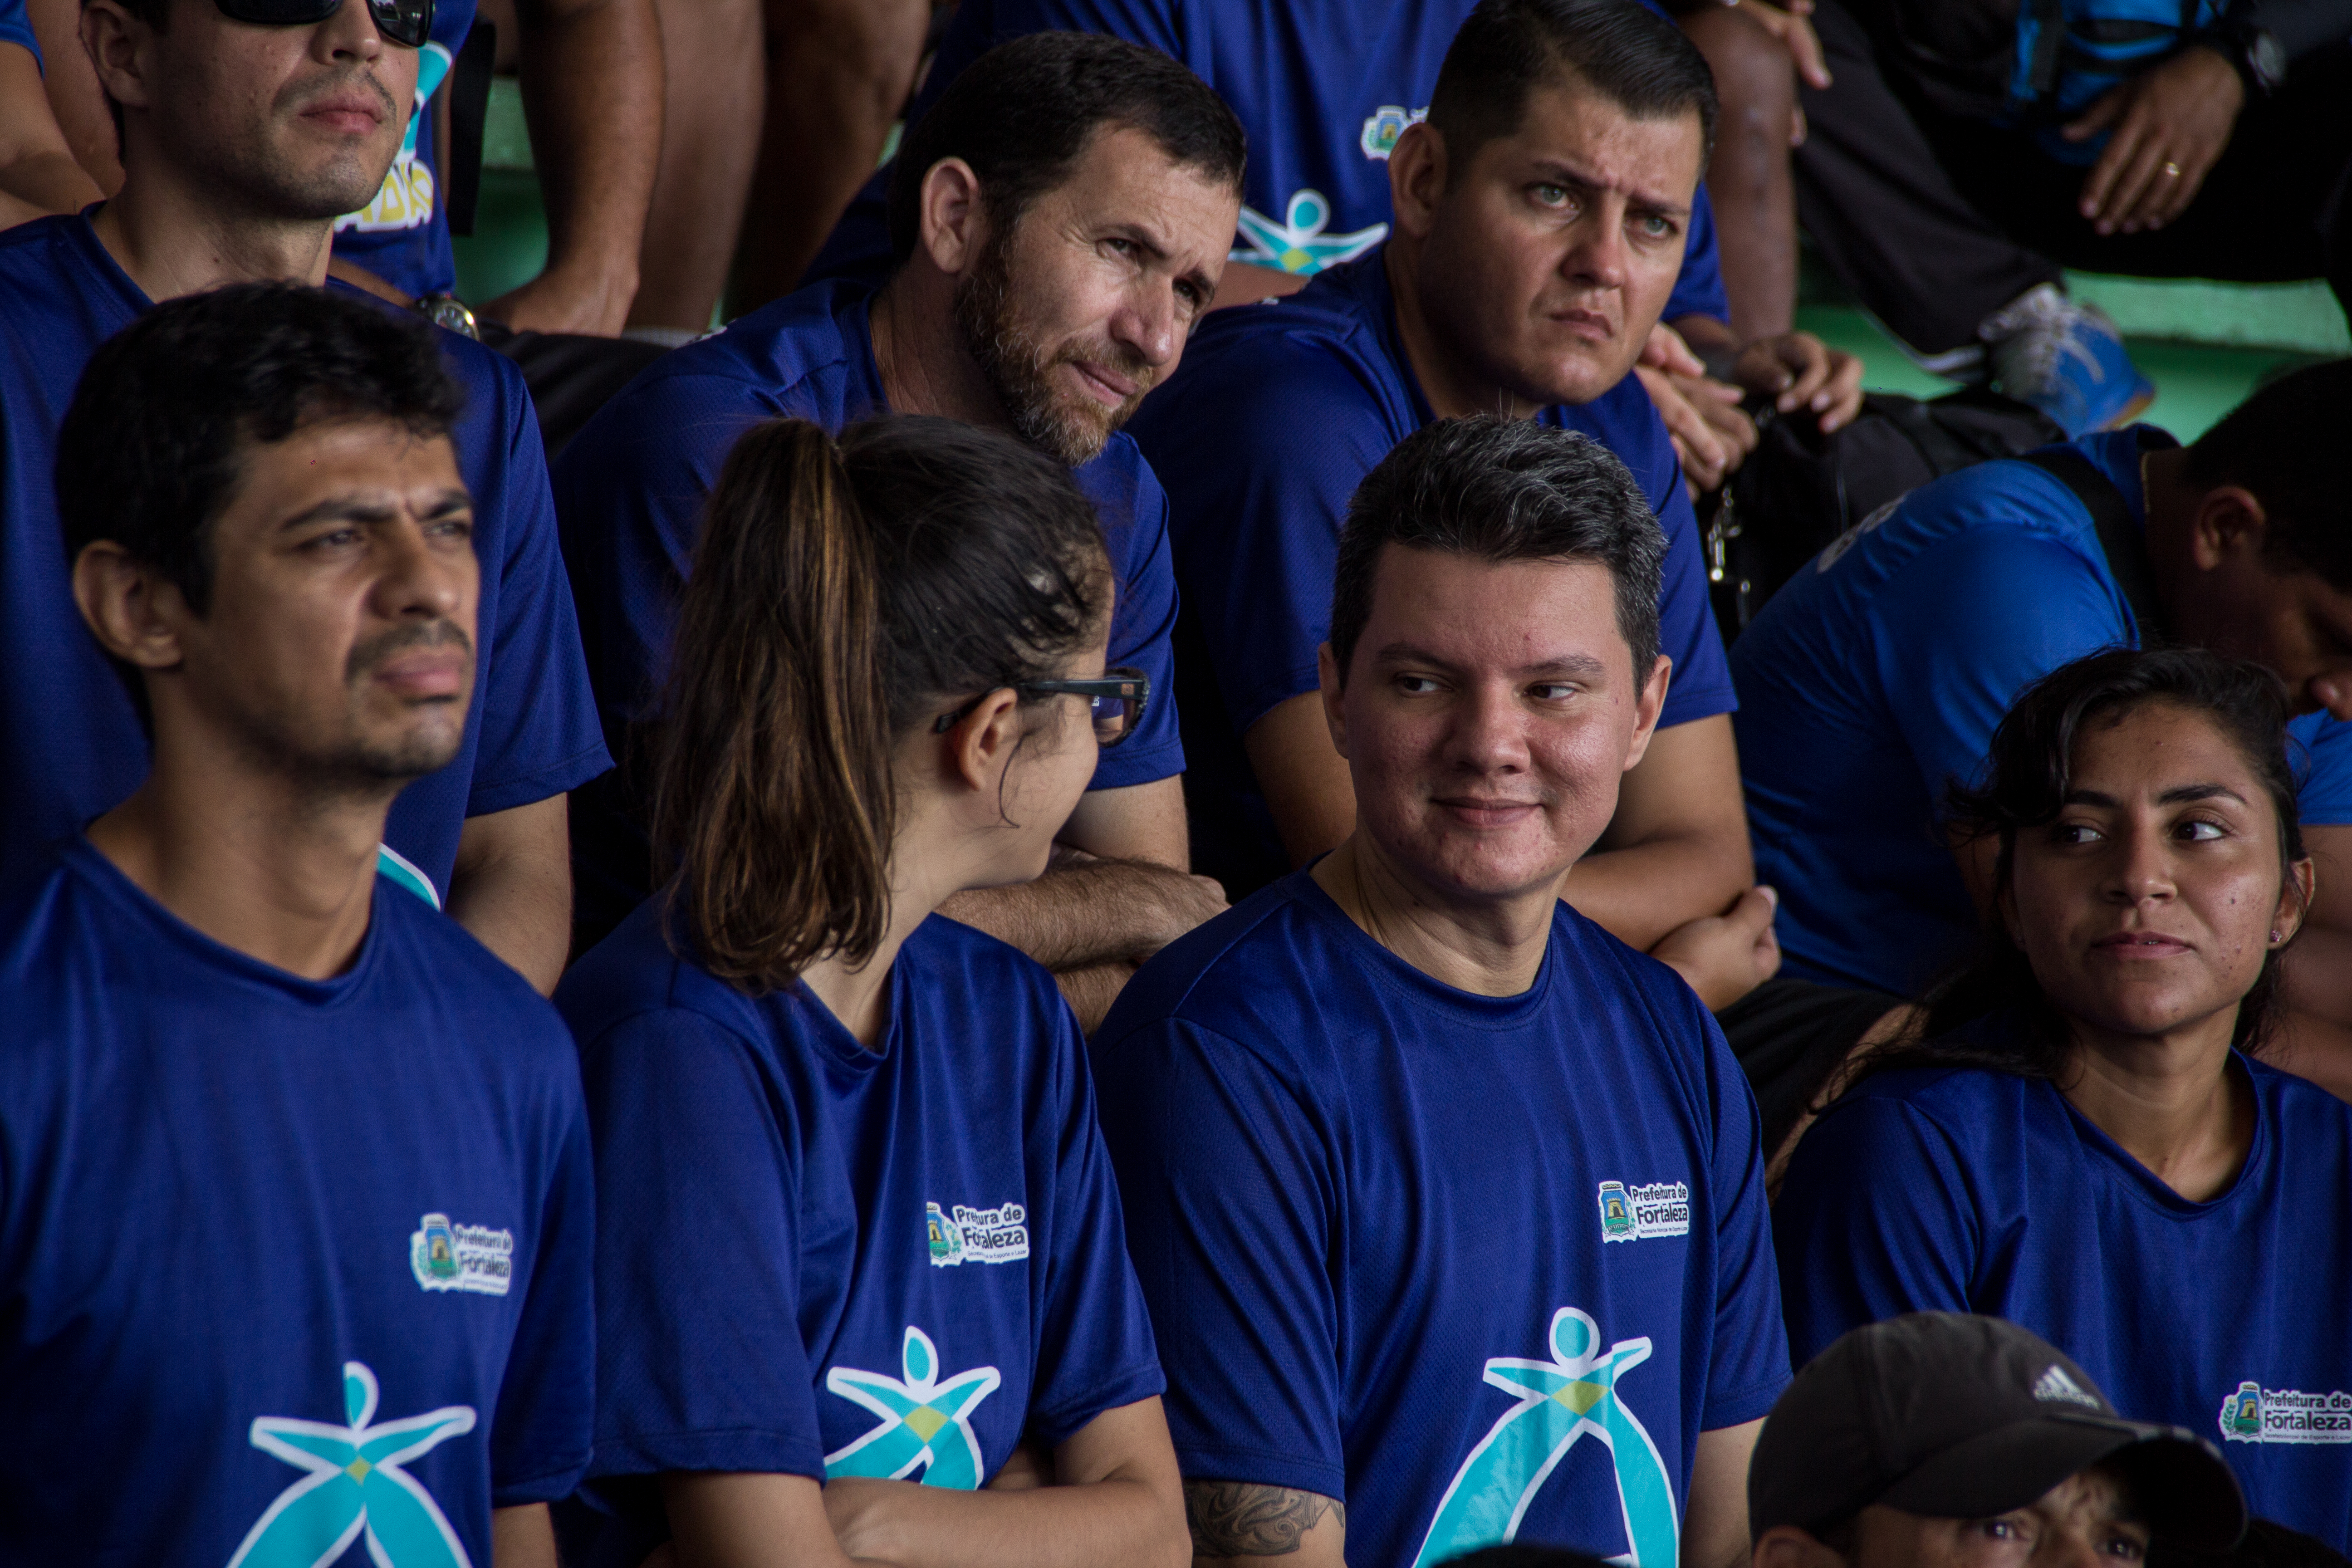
1184, 1480, 1346, 1559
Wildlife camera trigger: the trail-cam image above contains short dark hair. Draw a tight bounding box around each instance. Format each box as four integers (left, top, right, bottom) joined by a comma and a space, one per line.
887, 30, 1245, 264
1330, 416, 1666, 681
655, 416, 1112, 993
2182, 358, 2352, 593
1428, 0, 1719, 177
55, 282, 463, 618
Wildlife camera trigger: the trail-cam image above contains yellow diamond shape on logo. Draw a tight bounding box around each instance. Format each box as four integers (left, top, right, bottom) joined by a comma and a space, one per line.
903, 1406, 949, 1442
1551, 1380, 1605, 1415
346, 1457, 373, 1482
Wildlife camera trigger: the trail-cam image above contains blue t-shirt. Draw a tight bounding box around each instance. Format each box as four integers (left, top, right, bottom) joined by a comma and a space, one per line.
1731, 427, 2352, 995
554, 900, 1165, 1548
331, 0, 478, 299
0, 835, 595, 1563
1093, 872, 1789, 1568
1776, 1056, 2352, 1546
0, 0, 37, 64
551, 278, 1186, 930
1124, 245, 1736, 891
0, 214, 610, 901
808, 0, 1729, 326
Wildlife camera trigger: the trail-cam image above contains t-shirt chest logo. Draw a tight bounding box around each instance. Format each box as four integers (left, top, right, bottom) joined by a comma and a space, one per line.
925, 1200, 1029, 1267
825, 1326, 1002, 1488
2219, 1380, 2352, 1445
1597, 1181, 1690, 1242
409, 1213, 515, 1296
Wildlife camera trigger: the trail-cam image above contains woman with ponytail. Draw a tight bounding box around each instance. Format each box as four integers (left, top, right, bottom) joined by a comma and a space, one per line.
555, 416, 1187, 1568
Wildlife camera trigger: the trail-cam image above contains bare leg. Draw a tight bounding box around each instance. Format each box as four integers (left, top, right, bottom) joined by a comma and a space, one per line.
729, 0, 931, 314
627, 0, 764, 334
1677, 2, 1800, 343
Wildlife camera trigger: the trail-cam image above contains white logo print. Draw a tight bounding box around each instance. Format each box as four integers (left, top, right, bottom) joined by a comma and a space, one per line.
2031, 1364, 2102, 1408
2220, 1381, 2352, 1445
925, 1201, 1028, 1267
409, 1213, 515, 1296
1596, 1181, 1691, 1242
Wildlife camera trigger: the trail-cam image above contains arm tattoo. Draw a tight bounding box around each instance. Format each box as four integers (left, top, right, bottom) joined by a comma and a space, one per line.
1184, 1480, 1345, 1559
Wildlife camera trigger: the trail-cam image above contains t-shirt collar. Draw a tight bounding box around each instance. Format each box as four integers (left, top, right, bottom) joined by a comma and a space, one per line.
1287, 864, 1562, 1027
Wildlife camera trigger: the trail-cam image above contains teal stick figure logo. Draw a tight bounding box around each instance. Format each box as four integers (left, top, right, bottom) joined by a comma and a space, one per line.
2223, 1382, 2264, 1439
824, 1327, 1002, 1488
1412, 1308, 1678, 1568
1231, 190, 1388, 275
227, 1361, 478, 1568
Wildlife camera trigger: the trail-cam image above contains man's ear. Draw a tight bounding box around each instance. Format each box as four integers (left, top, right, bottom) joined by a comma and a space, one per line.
1317, 642, 1350, 760
1753, 1525, 1851, 1568
916, 157, 989, 279
1619, 653, 1673, 773
1386, 120, 1448, 241
79, 0, 156, 119
938, 686, 1022, 794
2185, 485, 2269, 573
71, 541, 186, 671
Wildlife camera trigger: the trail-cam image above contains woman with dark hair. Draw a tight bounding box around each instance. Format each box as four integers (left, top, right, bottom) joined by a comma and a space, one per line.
554, 416, 1187, 1568
1774, 646, 2352, 1546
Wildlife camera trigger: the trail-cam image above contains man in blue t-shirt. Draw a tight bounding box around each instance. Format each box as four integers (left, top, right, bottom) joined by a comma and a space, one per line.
0, 283, 593, 1567
812, 0, 1863, 496
554, 32, 1240, 1025
2, 0, 610, 991
1730, 360, 2352, 1102
1095, 417, 1789, 1568
1125, 0, 1798, 1009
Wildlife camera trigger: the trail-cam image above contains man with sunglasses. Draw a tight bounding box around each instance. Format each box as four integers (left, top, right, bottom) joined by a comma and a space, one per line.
552, 31, 1245, 1028
0, 0, 609, 992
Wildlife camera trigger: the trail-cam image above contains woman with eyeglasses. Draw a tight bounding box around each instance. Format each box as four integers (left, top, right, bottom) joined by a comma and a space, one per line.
1774, 647, 2352, 1544
555, 416, 1185, 1568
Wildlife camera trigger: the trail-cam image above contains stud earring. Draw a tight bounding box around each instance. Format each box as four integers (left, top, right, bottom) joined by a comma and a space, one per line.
2271, 929, 2285, 943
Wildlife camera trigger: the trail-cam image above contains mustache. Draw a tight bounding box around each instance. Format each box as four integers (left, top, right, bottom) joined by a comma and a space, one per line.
345, 619, 474, 684
1052, 339, 1158, 403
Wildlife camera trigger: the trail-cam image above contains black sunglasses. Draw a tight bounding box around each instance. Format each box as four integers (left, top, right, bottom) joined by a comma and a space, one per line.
931, 666, 1151, 749
214, 0, 435, 50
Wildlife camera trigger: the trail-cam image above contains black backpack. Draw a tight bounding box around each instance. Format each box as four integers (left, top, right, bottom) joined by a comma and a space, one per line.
1706, 386, 2065, 635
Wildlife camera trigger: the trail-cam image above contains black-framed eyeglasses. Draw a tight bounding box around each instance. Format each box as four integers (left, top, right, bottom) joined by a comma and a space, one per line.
214, 0, 435, 50
931, 666, 1151, 748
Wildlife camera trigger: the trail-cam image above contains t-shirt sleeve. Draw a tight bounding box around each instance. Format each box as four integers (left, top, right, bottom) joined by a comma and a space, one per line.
1135, 337, 1401, 739
1770, 1092, 1980, 1370
1689, 995, 1791, 1428
0, 0, 39, 65
1023, 1001, 1167, 1446
461, 346, 614, 816
579, 1007, 825, 1480
488, 1073, 599, 1504
1093, 1017, 1348, 1501
1651, 464, 1737, 728
1088, 459, 1186, 790
1663, 182, 1729, 327
1871, 527, 2128, 818
2289, 713, 2352, 827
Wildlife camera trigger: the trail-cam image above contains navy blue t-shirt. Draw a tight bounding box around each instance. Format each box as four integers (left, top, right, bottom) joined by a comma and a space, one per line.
555, 901, 1165, 1545
551, 278, 1186, 928
1093, 872, 1789, 1568
808, 0, 1729, 326
331, 0, 478, 300
1731, 428, 2352, 994
1777, 1057, 2352, 1546
1125, 246, 1735, 891
0, 214, 610, 902
0, 835, 595, 1563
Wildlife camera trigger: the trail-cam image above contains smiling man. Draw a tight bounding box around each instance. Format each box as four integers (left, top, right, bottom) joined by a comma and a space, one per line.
1125, 0, 1817, 1014
0, 0, 610, 993
1094, 417, 1789, 1568
553, 29, 1241, 1022
0, 284, 592, 1568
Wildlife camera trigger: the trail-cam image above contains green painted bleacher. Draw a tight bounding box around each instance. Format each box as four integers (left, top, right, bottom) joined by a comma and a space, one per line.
451, 78, 2346, 440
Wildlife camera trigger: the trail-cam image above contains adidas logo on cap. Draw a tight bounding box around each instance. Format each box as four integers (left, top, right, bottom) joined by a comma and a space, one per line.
2033, 1363, 2103, 1409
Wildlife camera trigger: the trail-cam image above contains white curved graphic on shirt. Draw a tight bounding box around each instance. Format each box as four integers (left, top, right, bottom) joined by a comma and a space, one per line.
336, 41, 452, 235
1231, 189, 1387, 276
823, 1326, 1001, 1489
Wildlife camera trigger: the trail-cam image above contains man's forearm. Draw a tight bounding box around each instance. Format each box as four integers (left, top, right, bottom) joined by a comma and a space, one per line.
937, 858, 1211, 972
828, 1474, 1186, 1568
1564, 822, 1755, 952
1056, 960, 1140, 1035
449, 797, 574, 995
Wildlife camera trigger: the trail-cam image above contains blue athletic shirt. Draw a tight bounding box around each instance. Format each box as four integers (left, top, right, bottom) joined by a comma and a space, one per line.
331, 0, 478, 300
0, 0, 37, 64
0, 214, 611, 900
1123, 245, 1735, 892
1730, 427, 2352, 995
555, 899, 1165, 1548
1776, 1056, 2352, 1547
550, 278, 1186, 929
0, 835, 594, 1564
1092, 871, 1789, 1568
807, 0, 1729, 326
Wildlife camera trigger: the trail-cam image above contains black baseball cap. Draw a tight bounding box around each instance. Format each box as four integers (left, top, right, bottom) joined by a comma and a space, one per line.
1749, 1314, 2245, 1549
